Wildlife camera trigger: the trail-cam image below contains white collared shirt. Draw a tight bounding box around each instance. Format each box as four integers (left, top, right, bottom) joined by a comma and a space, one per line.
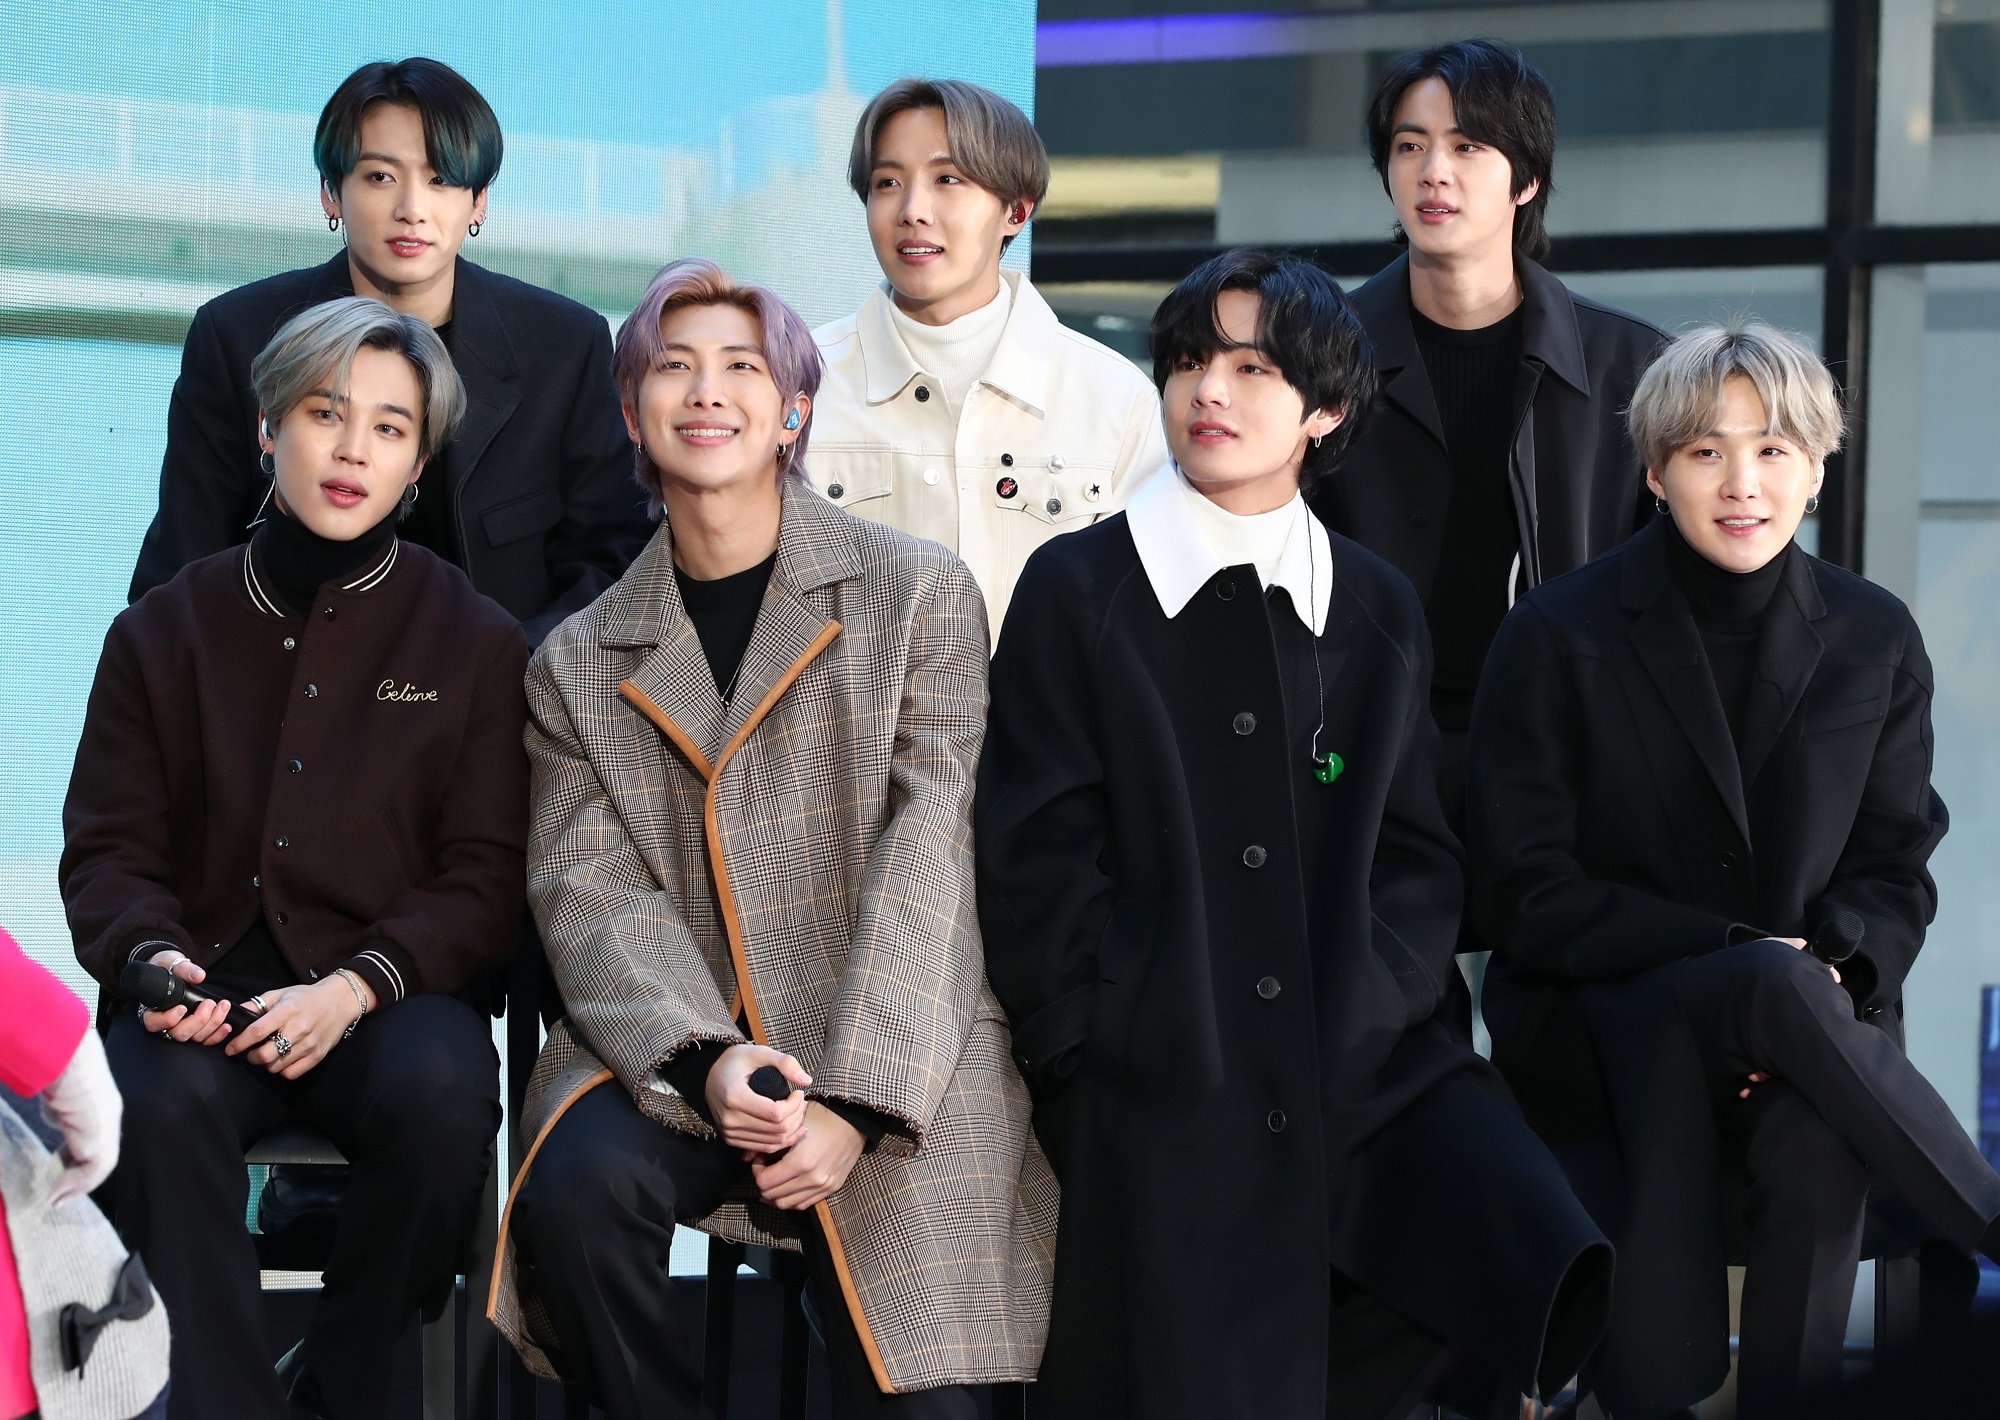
1124, 462, 1332, 635
810, 270, 1170, 637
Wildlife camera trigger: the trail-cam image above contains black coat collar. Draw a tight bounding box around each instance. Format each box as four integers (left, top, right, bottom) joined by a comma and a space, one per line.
1352, 253, 1592, 449
1618, 519, 1827, 840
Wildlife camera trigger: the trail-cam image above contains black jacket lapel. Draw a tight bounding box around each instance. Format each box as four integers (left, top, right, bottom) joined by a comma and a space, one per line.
1352, 257, 1447, 451
1738, 548, 1827, 791
442, 260, 523, 496
1622, 526, 1751, 844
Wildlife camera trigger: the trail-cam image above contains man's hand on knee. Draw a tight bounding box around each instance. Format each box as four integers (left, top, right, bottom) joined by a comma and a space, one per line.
707, 1043, 811, 1153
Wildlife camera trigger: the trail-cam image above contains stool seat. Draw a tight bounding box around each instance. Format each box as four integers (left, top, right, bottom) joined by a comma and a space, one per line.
246, 1122, 348, 1167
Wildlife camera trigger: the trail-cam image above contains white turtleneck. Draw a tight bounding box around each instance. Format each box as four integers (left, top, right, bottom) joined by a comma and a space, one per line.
884, 278, 1013, 418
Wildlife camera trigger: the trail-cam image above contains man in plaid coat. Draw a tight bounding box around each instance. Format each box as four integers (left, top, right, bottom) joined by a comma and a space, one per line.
487, 259, 1056, 1418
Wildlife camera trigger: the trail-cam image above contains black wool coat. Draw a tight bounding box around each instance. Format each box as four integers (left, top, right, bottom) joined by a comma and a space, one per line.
1466, 519, 1949, 1415
977, 512, 1610, 1419
129, 253, 651, 643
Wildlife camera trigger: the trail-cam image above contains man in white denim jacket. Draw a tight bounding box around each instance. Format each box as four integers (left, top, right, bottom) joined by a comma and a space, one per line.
811, 77, 1168, 635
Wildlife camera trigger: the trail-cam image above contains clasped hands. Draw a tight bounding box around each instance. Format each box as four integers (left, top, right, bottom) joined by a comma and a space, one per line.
704, 1043, 864, 1212
139, 949, 374, 1079
1739, 935, 1840, 1100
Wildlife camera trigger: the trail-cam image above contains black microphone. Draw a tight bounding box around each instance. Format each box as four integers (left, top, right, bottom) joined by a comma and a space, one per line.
748, 1065, 794, 1161
1810, 908, 1865, 965
118, 960, 263, 1034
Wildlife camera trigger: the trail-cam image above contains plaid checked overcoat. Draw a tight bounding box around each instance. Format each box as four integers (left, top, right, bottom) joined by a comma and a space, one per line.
489, 478, 1058, 1392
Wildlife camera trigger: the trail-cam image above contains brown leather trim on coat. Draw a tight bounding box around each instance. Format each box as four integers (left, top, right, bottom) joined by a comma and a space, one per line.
619, 620, 896, 1393
619, 680, 716, 782
486, 1067, 617, 1321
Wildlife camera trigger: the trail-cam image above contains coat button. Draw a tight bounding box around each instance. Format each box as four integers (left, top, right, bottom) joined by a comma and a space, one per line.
251, 875, 260, 889
827, 482, 845, 499
1050, 453, 1066, 471
1408, 510, 1433, 528
1267, 1109, 1287, 1133
274, 911, 288, 926
1045, 497, 1063, 516
1718, 851, 1741, 870
322, 605, 337, 620
1085, 481, 1104, 502
282, 637, 297, 651
1257, 976, 1281, 999
1232, 712, 1257, 736
288, 758, 303, 773
304, 684, 319, 698
914, 385, 931, 402
1242, 844, 1267, 868
923, 468, 941, 485
1001, 453, 1014, 467
1215, 578, 1236, 601
274, 835, 290, 849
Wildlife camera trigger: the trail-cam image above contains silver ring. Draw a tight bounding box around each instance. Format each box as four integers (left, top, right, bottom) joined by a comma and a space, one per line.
272, 1032, 294, 1058
247, 994, 267, 1014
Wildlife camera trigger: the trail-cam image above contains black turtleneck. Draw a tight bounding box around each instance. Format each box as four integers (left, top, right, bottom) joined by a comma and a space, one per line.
255, 502, 401, 617
1664, 515, 1791, 755
1411, 302, 1525, 732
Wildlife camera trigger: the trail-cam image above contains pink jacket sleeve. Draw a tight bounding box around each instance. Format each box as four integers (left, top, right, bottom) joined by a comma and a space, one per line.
0, 928, 90, 1096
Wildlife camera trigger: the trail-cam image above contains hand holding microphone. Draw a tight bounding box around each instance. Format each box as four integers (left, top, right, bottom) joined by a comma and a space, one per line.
705, 1043, 811, 1156
121, 953, 258, 1044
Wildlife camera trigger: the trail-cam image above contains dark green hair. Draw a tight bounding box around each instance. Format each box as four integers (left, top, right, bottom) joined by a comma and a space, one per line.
313, 58, 503, 194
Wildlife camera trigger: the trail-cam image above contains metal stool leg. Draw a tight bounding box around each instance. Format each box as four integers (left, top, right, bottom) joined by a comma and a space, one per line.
704, 1239, 744, 1414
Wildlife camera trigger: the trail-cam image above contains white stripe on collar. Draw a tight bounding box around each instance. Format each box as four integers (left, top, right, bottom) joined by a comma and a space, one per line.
344, 540, 398, 591
243, 538, 401, 617
242, 547, 285, 617
1124, 462, 1331, 635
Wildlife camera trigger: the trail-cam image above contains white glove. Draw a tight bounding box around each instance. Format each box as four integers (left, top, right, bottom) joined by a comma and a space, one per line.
41, 1027, 123, 1205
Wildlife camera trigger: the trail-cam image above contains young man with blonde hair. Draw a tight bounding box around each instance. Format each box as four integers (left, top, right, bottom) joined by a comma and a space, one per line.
1469, 321, 2000, 1417
810, 77, 1168, 632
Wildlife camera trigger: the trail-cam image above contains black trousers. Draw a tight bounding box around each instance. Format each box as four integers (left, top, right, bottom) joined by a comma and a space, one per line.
105, 995, 500, 1420
1674, 939, 2000, 1418
510, 1080, 978, 1420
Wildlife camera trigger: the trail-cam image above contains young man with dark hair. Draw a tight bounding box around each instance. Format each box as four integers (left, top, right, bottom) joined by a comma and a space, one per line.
978, 248, 1611, 1420
130, 57, 650, 643
810, 77, 1167, 634
1313, 38, 1666, 812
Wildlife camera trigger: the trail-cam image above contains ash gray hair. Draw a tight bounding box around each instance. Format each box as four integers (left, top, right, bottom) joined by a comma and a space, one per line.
251, 295, 465, 463
1629, 321, 1846, 473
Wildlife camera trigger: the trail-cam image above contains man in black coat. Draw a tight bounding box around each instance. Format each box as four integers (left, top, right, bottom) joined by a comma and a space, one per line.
978, 250, 1611, 1420
1466, 324, 2000, 1417
1311, 40, 1666, 807
128, 59, 648, 643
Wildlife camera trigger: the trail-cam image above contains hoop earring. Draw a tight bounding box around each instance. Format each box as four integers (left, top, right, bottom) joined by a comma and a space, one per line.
1311, 434, 1323, 450
467, 221, 482, 237
1805, 493, 1821, 514
1654, 495, 1669, 515
776, 441, 792, 465
328, 215, 342, 233
402, 483, 420, 509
